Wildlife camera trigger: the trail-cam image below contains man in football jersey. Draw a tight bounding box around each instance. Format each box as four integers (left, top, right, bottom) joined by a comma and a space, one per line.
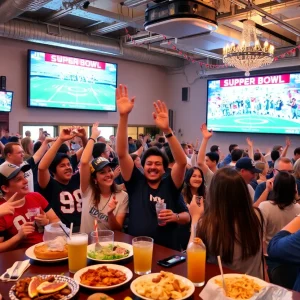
3, 137, 55, 192
38, 127, 87, 231
0, 163, 59, 252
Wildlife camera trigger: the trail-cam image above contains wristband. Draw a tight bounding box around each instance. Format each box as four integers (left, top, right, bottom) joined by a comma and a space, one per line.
165, 132, 173, 139
88, 137, 96, 143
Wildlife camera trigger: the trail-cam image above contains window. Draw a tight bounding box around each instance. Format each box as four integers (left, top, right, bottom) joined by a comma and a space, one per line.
22, 125, 55, 142
97, 127, 115, 140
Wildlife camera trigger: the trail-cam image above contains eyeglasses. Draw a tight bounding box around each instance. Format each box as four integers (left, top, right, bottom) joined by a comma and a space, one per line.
275, 169, 295, 175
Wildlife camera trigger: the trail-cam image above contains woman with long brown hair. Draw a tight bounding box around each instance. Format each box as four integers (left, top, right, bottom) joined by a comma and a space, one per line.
189, 167, 263, 278
21, 137, 34, 160
79, 123, 128, 233
182, 167, 205, 205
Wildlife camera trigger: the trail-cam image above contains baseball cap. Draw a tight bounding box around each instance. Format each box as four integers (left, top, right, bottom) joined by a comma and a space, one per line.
43, 131, 50, 136
236, 157, 262, 173
0, 163, 31, 183
90, 157, 113, 174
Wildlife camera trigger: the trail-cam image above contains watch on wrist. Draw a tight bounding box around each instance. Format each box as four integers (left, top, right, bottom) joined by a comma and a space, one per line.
165, 132, 173, 139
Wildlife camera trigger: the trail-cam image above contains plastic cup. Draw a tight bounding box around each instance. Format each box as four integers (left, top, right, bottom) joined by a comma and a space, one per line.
132, 236, 153, 275
195, 196, 203, 206
67, 233, 88, 273
27, 207, 40, 222
156, 202, 167, 226
90, 230, 114, 245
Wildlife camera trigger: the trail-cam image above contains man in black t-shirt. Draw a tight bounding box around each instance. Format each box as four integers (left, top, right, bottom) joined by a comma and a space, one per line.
38, 127, 87, 231
116, 85, 190, 250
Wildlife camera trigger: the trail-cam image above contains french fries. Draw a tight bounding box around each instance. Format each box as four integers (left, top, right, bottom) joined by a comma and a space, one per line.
215, 275, 263, 299
134, 271, 190, 300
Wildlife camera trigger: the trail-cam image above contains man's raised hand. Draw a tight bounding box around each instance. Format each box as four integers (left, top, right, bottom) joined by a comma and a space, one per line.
116, 84, 135, 116
152, 100, 169, 132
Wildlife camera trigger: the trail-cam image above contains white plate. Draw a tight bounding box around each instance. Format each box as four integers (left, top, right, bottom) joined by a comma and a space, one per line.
9, 275, 79, 300
73, 263, 133, 290
25, 242, 68, 262
208, 273, 268, 299
130, 272, 195, 300
87, 242, 133, 262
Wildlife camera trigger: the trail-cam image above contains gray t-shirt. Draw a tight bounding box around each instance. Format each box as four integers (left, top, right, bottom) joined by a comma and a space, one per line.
259, 201, 300, 246
80, 186, 128, 233
206, 210, 263, 279
204, 168, 214, 190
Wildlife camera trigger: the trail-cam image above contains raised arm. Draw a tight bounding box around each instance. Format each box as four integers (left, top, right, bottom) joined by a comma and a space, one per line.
281, 137, 291, 157
38, 128, 75, 188
132, 146, 144, 157
74, 126, 88, 162
152, 100, 187, 188
246, 137, 254, 160
80, 123, 101, 194
254, 179, 273, 207
116, 85, 135, 181
32, 137, 56, 164
197, 124, 213, 175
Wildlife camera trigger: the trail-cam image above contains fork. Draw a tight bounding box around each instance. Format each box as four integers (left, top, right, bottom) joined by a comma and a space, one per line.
94, 220, 101, 252
3, 271, 10, 279
10, 261, 22, 280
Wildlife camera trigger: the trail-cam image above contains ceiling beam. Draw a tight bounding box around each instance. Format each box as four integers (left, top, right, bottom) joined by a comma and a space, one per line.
218, 0, 299, 24
43, 0, 87, 22
121, 0, 153, 8
238, 0, 300, 36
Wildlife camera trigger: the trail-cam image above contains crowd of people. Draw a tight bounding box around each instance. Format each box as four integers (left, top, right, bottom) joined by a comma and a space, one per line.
0, 84, 300, 290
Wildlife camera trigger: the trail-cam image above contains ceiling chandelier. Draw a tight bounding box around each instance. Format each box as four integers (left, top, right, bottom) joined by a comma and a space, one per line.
223, 19, 274, 76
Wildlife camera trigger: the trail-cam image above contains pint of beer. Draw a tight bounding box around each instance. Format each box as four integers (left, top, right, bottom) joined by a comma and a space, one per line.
67, 233, 88, 273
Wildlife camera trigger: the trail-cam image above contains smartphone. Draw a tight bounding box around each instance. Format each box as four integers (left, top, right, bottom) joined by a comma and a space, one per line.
157, 255, 186, 268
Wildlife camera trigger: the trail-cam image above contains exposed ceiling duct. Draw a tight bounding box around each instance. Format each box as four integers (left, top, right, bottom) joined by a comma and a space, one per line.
121, 0, 154, 8
0, 19, 183, 68
0, 0, 53, 24
236, 0, 300, 36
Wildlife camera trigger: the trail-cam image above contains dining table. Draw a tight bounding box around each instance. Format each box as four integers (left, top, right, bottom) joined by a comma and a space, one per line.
1, 231, 300, 300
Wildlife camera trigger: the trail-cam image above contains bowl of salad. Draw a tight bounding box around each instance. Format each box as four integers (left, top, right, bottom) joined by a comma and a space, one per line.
87, 242, 133, 262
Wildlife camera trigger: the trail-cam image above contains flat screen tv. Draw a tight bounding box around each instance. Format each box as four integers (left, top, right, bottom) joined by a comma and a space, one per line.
206, 73, 300, 134
0, 91, 13, 112
27, 50, 117, 111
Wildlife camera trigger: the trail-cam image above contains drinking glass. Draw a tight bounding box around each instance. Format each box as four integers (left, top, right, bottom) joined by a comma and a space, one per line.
90, 230, 114, 245
132, 236, 153, 275
67, 233, 88, 273
27, 207, 40, 222
195, 196, 203, 206
156, 202, 166, 226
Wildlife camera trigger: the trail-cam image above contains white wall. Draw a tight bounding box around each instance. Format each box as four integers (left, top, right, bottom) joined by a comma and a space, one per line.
0, 37, 168, 133
166, 71, 300, 158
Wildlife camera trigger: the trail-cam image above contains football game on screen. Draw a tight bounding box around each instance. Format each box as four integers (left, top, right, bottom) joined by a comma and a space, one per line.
207, 73, 300, 135
28, 50, 117, 111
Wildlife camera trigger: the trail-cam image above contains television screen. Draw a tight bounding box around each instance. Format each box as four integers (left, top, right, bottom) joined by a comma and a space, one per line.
27, 50, 117, 111
207, 73, 300, 134
0, 91, 13, 112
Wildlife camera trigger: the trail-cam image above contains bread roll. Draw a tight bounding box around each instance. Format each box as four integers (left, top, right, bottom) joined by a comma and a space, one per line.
87, 294, 114, 300
34, 243, 68, 260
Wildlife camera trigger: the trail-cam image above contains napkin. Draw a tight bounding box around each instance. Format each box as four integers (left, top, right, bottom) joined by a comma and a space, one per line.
200, 280, 293, 300
0, 260, 30, 282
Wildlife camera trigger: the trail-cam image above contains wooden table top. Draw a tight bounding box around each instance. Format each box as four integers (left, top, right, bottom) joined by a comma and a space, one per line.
1, 231, 300, 300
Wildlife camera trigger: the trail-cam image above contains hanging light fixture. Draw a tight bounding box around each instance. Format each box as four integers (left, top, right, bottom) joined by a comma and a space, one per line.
223, 19, 274, 76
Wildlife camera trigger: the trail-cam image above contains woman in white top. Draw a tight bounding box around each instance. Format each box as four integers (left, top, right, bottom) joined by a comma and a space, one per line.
80, 123, 128, 234
259, 172, 300, 246
189, 168, 263, 278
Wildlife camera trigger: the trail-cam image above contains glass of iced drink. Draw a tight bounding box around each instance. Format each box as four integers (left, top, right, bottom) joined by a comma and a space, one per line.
132, 236, 153, 275
67, 233, 88, 273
